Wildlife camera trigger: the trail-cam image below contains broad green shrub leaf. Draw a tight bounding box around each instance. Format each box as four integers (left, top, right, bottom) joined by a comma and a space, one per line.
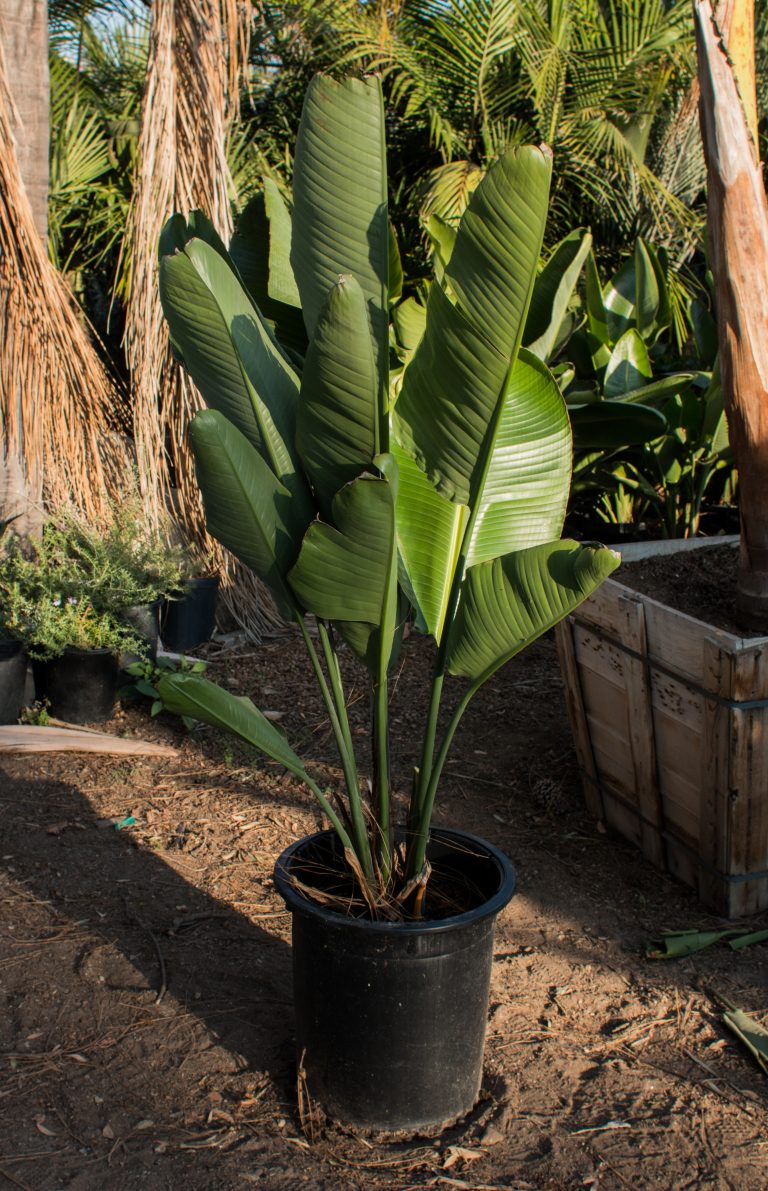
524, 228, 592, 362
465, 349, 572, 567
228, 193, 308, 356
189, 410, 306, 618
395, 146, 553, 506
604, 329, 653, 397
159, 237, 312, 517
392, 442, 468, 641
288, 468, 398, 664
447, 541, 620, 682
603, 255, 636, 342
291, 76, 388, 377
157, 673, 308, 777
296, 276, 378, 514
570, 401, 668, 449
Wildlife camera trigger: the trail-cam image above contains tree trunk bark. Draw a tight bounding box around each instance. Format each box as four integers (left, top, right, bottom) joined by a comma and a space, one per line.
0, 0, 48, 241
695, 0, 768, 631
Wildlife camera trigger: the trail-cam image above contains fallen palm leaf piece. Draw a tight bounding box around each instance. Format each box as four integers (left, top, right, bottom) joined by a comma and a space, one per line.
720, 1000, 768, 1077
0, 726, 176, 756
647, 928, 768, 959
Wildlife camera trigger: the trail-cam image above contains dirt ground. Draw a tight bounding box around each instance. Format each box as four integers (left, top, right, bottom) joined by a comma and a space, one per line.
1, 622, 767, 1190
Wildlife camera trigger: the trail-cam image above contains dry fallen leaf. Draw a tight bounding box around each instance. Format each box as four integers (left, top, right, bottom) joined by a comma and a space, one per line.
33, 1115, 57, 1137
443, 1145, 485, 1169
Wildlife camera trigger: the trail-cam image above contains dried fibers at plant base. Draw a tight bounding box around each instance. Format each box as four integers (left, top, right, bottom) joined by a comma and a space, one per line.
0, 36, 127, 527
124, 0, 278, 638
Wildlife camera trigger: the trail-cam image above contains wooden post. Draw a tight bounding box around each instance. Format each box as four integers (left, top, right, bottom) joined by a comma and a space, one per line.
695, 0, 768, 631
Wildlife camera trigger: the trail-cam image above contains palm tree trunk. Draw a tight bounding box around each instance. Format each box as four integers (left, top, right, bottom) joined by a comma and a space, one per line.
695, 0, 768, 630
0, 0, 48, 241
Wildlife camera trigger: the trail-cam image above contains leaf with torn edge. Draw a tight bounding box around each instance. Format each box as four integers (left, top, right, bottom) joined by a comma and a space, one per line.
722, 1006, 768, 1076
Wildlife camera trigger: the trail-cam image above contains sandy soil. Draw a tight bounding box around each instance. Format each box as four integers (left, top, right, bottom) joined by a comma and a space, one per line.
1, 624, 766, 1190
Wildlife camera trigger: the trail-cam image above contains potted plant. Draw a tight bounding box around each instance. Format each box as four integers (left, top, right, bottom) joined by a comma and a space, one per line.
40, 499, 186, 661
0, 528, 143, 723
555, 1, 768, 918
159, 549, 220, 653
155, 74, 618, 1131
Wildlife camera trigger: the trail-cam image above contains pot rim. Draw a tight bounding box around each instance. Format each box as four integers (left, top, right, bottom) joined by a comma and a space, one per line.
0, 638, 24, 658
273, 826, 516, 935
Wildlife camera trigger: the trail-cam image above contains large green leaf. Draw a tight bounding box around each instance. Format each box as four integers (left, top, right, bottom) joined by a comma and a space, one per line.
447, 541, 620, 682
446, 146, 552, 360
159, 238, 311, 517
570, 400, 667, 449
392, 296, 427, 363
603, 255, 638, 343
604, 329, 653, 397
189, 410, 306, 618
157, 673, 308, 777
296, 275, 378, 513
392, 442, 468, 642
288, 467, 398, 663
395, 146, 552, 506
524, 228, 592, 362
291, 76, 388, 376
262, 178, 301, 307
465, 349, 572, 568
633, 238, 661, 340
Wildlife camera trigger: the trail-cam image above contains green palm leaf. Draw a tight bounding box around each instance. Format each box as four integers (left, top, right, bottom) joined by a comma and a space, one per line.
447, 540, 620, 682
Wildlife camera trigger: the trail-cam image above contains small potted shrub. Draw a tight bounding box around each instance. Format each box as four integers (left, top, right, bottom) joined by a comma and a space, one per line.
155, 76, 618, 1131
41, 500, 185, 661
0, 530, 143, 723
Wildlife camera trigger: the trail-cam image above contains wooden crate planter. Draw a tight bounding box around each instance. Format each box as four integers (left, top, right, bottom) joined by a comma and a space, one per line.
556, 573, 768, 917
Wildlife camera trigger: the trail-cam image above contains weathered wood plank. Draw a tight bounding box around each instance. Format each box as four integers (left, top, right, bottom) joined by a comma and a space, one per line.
620, 595, 666, 868
554, 620, 605, 819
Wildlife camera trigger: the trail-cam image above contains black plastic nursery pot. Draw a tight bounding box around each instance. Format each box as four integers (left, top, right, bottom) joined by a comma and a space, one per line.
120, 600, 161, 662
160, 576, 219, 652
0, 640, 27, 725
274, 827, 516, 1132
32, 647, 118, 724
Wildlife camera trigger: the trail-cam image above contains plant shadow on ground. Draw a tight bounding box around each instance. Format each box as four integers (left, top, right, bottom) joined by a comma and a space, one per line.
1, 631, 767, 1190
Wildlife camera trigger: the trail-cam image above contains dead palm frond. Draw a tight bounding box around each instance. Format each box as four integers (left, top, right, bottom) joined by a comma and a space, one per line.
0, 34, 127, 531
124, 0, 276, 637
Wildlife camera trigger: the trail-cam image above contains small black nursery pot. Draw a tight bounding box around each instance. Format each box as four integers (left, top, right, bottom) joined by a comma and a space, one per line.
0, 640, 28, 725
160, 576, 219, 652
33, 647, 118, 724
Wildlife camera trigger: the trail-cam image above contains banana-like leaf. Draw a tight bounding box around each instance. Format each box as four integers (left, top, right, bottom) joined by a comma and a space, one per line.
570, 400, 667, 449
392, 442, 468, 641
395, 147, 552, 506
296, 276, 378, 514
388, 222, 403, 304
159, 237, 312, 517
633, 238, 661, 339
585, 251, 610, 348
604, 329, 653, 397
288, 467, 398, 664
262, 178, 301, 307
465, 349, 572, 567
291, 76, 388, 375
189, 410, 306, 618
157, 673, 308, 777
446, 146, 552, 362
447, 541, 620, 682
603, 254, 636, 342
525, 228, 592, 362
229, 194, 308, 358
392, 296, 427, 363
